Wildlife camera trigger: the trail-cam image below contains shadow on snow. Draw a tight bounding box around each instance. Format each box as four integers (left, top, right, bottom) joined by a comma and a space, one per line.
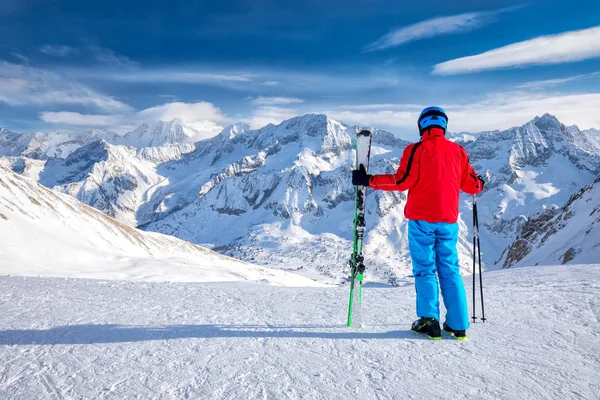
0, 324, 428, 345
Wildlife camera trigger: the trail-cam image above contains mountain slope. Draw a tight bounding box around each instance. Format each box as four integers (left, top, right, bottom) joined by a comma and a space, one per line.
502, 174, 600, 268
0, 166, 319, 286
463, 114, 600, 264
0, 264, 598, 398
38, 140, 166, 226
0, 127, 119, 159
140, 114, 420, 283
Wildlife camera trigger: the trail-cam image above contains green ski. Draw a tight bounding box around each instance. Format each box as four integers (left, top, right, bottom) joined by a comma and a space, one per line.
347, 128, 373, 328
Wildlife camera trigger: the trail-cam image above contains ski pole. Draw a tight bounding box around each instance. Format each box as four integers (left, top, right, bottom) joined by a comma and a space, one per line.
474, 196, 486, 322
471, 195, 486, 322
471, 195, 477, 322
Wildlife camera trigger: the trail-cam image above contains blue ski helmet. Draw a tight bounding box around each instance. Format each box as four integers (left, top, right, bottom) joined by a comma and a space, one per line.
418, 106, 448, 134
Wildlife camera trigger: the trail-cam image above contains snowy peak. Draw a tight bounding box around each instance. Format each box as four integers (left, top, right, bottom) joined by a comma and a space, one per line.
121, 118, 222, 148
217, 122, 250, 141
0, 128, 118, 159
467, 114, 600, 172
237, 114, 356, 155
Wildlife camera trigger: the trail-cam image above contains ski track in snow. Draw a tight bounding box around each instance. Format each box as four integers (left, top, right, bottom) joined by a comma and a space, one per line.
1, 265, 599, 399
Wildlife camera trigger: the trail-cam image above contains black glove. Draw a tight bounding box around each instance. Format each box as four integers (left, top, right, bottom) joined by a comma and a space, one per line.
478, 175, 486, 188
352, 165, 372, 186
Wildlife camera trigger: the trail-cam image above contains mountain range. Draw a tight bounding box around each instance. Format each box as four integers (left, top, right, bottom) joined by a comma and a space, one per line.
1, 114, 599, 283
0, 165, 319, 286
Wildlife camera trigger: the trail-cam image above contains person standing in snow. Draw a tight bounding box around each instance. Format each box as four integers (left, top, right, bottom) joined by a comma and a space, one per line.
352, 106, 484, 340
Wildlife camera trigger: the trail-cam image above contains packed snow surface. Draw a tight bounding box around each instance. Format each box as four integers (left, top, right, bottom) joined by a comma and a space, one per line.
0, 264, 598, 399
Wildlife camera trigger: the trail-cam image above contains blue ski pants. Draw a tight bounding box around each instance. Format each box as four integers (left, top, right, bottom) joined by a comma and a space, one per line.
408, 220, 470, 330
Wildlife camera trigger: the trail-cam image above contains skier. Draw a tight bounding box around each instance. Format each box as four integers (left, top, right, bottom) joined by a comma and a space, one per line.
352, 106, 484, 340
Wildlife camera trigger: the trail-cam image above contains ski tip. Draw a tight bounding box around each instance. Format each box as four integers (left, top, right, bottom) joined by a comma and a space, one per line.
357, 127, 373, 136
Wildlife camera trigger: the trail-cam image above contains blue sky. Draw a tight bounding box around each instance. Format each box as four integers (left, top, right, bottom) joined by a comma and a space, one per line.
1, 0, 600, 138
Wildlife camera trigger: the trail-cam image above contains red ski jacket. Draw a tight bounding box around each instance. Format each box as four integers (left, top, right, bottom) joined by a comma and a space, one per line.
369, 128, 482, 223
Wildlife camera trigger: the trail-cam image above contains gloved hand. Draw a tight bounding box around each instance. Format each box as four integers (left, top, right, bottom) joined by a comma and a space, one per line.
478, 175, 486, 188
352, 165, 372, 186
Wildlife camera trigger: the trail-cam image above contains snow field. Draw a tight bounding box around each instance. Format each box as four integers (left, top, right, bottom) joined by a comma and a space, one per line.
0, 264, 598, 399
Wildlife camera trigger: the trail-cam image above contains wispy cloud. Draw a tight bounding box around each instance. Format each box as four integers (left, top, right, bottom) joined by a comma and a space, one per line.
260, 81, 280, 86
364, 7, 518, 52
39, 45, 136, 67
0, 61, 131, 112
73, 66, 404, 95
39, 112, 123, 126
108, 70, 256, 84
10, 53, 29, 64
89, 46, 137, 67
39, 45, 75, 57
516, 71, 600, 89
40, 101, 230, 134
433, 25, 600, 75
250, 96, 304, 106
244, 106, 300, 129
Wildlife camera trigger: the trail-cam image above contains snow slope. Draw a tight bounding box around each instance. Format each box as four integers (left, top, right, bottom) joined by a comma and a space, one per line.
502, 174, 600, 268
0, 166, 319, 286
39, 140, 166, 226
0, 264, 597, 399
461, 114, 600, 265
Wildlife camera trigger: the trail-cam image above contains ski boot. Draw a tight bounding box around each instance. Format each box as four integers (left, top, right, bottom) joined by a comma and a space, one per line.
443, 322, 467, 341
411, 317, 441, 340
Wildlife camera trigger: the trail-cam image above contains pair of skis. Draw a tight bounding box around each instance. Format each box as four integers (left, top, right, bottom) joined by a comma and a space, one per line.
347, 128, 373, 328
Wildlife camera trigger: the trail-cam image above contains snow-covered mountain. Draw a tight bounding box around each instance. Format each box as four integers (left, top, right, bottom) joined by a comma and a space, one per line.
2, 113, 600, 283
0, 127, 119, 159
502, 173, 600, 268
461, 114, 600, 263
38, 140, 165, 226
118, 118, 221, 148
0, 165, 319, 286
136, 115, 423, 283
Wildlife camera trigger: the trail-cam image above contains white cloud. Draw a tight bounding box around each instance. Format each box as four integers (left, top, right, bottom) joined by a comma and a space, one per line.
39, 101, 231, 133
89, 46, 136, 67
40, 111, 123, 126
109, 71, 255, 84
261, 81, 280, 86
10, 53, 29, 63
364, 8, 510, 52
0, 62, 131, 112
135, 102, 229, 125
39, 45, 75, 57
433, 25, 600, 75
516, 71, 600, 89
76, 66, 404, 95
250, 96, 304, 106
39, 45, 136, 67
244, 106, 299, 129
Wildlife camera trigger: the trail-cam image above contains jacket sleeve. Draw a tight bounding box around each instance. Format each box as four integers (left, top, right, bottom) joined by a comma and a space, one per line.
460, 147, 483, 195
369, 143, 421, 192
